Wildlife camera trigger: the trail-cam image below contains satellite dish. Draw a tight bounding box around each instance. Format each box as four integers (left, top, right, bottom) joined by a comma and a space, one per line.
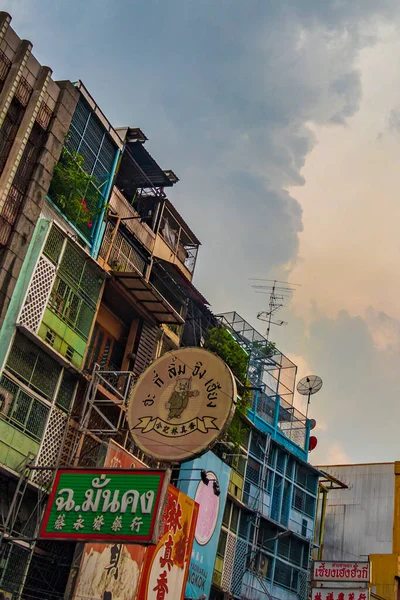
297, 375, 323, 396
309, 436, 318, 452
309, 418, 317, 430
296, 375, 323, 418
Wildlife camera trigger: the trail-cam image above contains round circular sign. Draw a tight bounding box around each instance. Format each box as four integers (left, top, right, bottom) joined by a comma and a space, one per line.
127, 347, 237, 463
194, 471, 220, 545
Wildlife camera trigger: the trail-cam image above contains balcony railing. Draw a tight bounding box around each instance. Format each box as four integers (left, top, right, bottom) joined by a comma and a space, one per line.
99, 220, 147, 275
159, 204, 199, 275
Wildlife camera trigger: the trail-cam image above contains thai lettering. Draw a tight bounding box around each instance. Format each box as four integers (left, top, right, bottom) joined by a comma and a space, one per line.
141, 490, 155, 514
120, 490, 139, 513
153, 370, 164, 388
55, 488, 75, 512
193, 361, 206, 379
81, 475, 111, 512
101, 489, 121, 513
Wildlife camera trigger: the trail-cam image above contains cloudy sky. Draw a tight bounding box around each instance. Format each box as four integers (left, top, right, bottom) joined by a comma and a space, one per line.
6, 0, 400, 464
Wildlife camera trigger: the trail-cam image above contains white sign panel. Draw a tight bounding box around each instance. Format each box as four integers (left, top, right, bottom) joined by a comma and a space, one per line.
312, 589, 370, 600
313, 561, 370, 583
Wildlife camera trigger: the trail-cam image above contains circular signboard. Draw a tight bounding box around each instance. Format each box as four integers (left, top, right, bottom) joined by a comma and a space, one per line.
127, 347, 237, 463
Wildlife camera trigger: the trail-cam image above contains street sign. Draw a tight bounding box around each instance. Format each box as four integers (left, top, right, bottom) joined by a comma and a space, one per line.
312, 589, 370, 600
40, 468, 169, 544
313, 561, 370, 583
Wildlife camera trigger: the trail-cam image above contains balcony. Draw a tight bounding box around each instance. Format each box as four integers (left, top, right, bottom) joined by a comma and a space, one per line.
108, 186, 156, 255
153, 199, 200, 281
98, 220, 185, 326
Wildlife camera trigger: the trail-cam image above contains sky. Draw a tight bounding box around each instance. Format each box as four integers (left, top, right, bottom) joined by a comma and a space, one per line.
5, 0, 400, 465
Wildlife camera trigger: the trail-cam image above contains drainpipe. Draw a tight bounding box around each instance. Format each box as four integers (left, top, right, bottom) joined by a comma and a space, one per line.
91, 148, 121, 258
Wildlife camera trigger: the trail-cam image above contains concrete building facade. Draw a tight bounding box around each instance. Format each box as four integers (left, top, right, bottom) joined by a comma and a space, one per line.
317, 462, 400, 600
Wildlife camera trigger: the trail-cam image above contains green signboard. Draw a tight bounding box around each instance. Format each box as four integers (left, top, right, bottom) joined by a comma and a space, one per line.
40, 468, 169, 544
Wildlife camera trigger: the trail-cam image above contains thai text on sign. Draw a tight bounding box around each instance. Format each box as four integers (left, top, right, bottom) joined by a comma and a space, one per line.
40, 468, 169, 544
313, 562, 370, 582
311, 590, 370, 600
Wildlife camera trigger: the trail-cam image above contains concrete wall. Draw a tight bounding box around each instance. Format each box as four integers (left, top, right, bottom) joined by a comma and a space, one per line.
319, 463, 395, 560
0, 13, 79, 329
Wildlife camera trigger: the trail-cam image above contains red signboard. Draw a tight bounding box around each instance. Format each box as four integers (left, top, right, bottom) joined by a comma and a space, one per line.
135, 485, 199, 600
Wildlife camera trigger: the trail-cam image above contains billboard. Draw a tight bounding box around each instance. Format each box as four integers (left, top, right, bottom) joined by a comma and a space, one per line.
135, 485, 198, 600
71, 443, 148, 600
127, 347, 237, 462
312, 562, 370, 582
179, 451, 231, 599
40, 468, 169, 543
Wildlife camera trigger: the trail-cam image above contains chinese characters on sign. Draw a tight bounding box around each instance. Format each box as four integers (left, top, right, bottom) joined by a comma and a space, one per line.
70, 443, 148, 600
127, 348, 237, 462
311, 590, 370, 600
136, 485, 198, 600
40, 468, 169, 543
313, 562, 371, 583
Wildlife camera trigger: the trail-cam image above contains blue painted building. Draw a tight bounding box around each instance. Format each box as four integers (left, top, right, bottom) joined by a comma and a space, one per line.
206, 312, 320, 600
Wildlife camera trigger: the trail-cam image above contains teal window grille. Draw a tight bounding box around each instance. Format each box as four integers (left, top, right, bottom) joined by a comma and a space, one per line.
47, 239, 102, 341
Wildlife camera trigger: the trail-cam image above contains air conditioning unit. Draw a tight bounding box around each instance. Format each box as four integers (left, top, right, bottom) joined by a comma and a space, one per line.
0, 386, 13, 417
258, 554, 269, 577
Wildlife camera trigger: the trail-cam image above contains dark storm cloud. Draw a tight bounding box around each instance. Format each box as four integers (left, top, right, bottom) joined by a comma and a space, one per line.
6, 0, 398, 311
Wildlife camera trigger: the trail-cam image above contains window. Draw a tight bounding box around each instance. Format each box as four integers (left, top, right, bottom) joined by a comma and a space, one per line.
274, 559, 300, 592
217, 530, 227, 558
56, 370, 77, 412
222, 499, 240, 534
47, 239, 102, 341
0, 374, 49, 441
292, 487, 316, 518
277, 536, 307, 567
7, 333, 61, 400
257, 520, 277, 550
295, 464, 318, 493
85, 323, 126, 372
276, 449, 286, 473
246, 457, 261, 486
250, 430, 266, 459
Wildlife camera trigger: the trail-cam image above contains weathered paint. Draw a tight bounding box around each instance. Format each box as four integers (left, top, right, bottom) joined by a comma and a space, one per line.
319, 463, 395, 560
0, 420, 40, 472
317, 463, 400, 600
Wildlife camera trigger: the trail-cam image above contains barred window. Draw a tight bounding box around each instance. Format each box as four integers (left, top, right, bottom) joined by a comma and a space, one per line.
0, 374, 49, 441
6, 333, 61, 400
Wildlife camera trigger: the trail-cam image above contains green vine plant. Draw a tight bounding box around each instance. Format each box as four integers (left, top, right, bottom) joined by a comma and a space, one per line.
49, 148, 103, 230
205, 327, 251, 449
205, 326, 276, 450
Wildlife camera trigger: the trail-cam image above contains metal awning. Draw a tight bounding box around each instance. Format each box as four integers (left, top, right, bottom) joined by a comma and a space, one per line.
113, 271, 184, 325
155, 258, 209, 305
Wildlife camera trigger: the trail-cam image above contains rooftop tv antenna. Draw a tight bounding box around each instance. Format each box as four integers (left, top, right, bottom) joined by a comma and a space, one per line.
296, 375, 323, 419
250, 279, 301, 340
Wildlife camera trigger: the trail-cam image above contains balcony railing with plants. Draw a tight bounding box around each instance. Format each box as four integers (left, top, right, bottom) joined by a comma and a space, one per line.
48, 148, 106, 242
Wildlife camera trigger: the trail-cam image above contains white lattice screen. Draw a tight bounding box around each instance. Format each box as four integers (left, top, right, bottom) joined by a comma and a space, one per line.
32, 406, 68, 485
221, 531, 237, 591
19, 255, 56, 333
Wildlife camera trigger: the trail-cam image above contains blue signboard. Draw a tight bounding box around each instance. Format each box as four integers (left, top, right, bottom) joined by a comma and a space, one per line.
179, 451, 231, 599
